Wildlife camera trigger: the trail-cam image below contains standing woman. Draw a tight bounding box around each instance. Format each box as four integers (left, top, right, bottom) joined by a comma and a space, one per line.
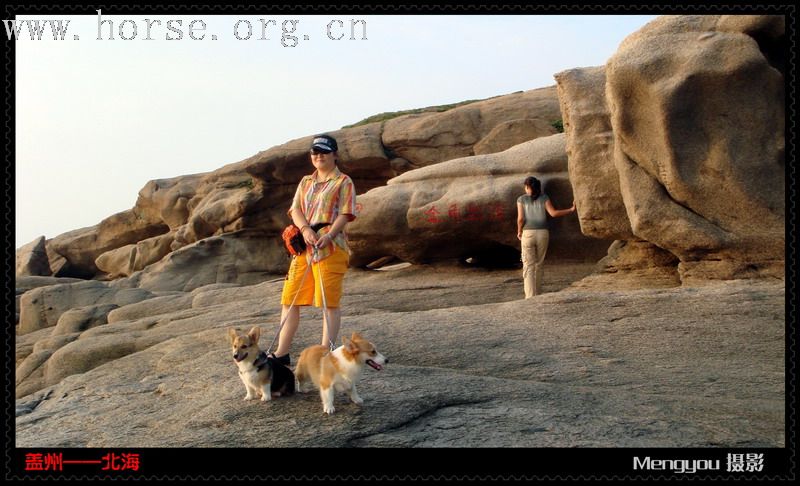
516, 176, 576, 298
271, 134, 357, 365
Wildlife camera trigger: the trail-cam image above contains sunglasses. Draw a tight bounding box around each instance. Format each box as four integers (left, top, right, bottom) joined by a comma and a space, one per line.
310, 148, 333, 155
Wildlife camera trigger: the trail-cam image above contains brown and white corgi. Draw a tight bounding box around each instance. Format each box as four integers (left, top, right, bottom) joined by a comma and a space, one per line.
294, 332, 387, 414
228, 326, 295, 402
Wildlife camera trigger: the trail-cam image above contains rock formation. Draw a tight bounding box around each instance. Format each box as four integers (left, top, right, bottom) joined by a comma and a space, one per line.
22, 86, 562, 281
348, 134, 610, 267
118, 229, 288, 292
382, 89, 560, 167
15, 236, 51, 277
18, 280, 153, 335
14, 264, 785, 448
556, 14, 785, 284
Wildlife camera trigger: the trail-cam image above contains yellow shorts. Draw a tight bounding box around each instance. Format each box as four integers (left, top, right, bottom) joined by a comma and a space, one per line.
280, 244, 349, 308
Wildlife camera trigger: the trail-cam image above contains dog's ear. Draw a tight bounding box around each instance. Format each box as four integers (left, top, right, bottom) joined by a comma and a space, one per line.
227, 328, 238, 344
345, 335, 358, 353
248, 326, 260, 343
350, 331, 362, 343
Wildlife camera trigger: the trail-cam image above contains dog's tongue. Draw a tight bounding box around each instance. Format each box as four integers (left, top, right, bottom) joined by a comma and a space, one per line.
366, 359, 382, 371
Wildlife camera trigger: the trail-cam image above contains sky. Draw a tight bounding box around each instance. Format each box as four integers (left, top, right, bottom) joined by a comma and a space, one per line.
13, 13, 657, 248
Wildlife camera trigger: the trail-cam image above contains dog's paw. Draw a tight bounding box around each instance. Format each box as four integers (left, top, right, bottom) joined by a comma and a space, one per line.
323, 405, 335, 415
351, 396, 364, 405
244, 395, 255, 401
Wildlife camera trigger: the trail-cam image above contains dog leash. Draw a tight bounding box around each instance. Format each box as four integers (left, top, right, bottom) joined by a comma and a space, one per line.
313, 245, 336, 352
265, 252, 313, 355
265, 243, 336, 355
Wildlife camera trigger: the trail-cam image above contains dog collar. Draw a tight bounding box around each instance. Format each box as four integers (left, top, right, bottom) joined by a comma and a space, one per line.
253, 351, 269, 372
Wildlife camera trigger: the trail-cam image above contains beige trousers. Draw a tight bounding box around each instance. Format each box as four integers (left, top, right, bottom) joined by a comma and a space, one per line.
521, 229, 549, 298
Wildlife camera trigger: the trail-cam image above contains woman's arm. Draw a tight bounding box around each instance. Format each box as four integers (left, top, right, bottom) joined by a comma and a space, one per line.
545, 199, 576, 218
316, 213, 351, 248
516, 202, 525, 240
290, 208, 318, 246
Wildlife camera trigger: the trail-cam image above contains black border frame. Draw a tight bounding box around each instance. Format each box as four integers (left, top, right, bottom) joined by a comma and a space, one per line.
4, 3, 795, 481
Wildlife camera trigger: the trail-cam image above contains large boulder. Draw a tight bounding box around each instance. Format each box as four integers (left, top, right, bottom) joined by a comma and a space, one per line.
607, 15, 784, 283
95, 232, 175, 278
51, 304, 119, 336
15, 276, 84, 294
15, 276, 85, 328
555, 66, 678, 283
555, 67, 633, 240
16, 278, 279, 399
348, 134, 611, 267
16, 236, 51, 277
135, 174, 205, 231
119, 229, 289, 292
555, 15, 785, 284
473, 118, 559, 156
18, 280, 154, 335
383, 87, 561, 168
107, 293, 194, 324
571, 239, 681, 290
46, 209, 170, 279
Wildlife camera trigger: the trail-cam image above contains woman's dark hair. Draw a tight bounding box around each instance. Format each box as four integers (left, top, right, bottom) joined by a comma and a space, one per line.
524, 176, 542, 201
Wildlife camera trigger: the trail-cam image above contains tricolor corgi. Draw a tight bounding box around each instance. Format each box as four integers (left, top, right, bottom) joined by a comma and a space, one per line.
228, 326, 295, 402
294, 332, 387, 414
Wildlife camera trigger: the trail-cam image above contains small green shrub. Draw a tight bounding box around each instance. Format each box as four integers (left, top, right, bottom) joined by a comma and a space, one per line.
225, 179, 254, 190
342, 98, 488, 129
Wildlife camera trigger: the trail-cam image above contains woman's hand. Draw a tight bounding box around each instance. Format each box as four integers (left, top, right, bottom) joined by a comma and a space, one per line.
316, 233, 333, 249
570, 201, 576, 213
301, 226, 318, 246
